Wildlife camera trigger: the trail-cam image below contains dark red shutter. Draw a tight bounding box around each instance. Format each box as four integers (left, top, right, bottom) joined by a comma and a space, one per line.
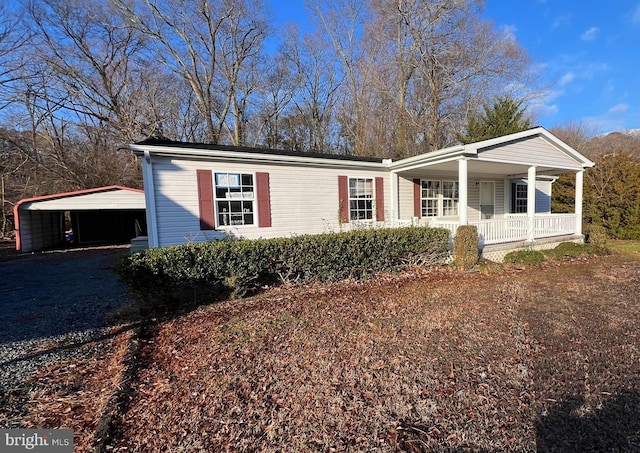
197, 170, 215, 230
338, 175, 349, 223
375, 177, 385, 221
413, 178, 422, 218
256, 172, 272, 228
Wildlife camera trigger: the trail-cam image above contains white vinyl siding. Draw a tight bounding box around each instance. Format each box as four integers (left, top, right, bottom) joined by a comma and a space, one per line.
536, 180, 552, 213
149, 157, 389, 247
398, 176, 417, 219
479, 136, 583, 170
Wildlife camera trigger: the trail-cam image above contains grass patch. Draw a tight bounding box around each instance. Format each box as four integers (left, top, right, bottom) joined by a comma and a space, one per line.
608, 239, 640, 255
503, 249, 546, 265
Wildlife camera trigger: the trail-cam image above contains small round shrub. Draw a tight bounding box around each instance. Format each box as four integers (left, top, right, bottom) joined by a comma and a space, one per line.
586, 224, 608, 248
453, 225, 479, 270
503, 249, 546, 265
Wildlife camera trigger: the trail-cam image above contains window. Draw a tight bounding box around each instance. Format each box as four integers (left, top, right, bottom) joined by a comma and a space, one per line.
349, 177, 373, 220
441, 181, 459, 216
421, 180, 440, 217
420, 179, 459, 217
514, 183, 527, 213
215, 172, 254, 226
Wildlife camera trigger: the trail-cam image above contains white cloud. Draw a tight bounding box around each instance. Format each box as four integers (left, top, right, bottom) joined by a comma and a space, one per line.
559, 72, 575, 86
583, 104, 632, 134
633, 4, 640, 25
608, 103, 629, 114
529, 90, 561, 119
552, 13, 572, 29
581, 27, 599, 41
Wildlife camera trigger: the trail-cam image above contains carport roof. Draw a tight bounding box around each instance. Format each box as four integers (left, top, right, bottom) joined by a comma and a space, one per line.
14, 186, 145, 253
15, 186, 145, 211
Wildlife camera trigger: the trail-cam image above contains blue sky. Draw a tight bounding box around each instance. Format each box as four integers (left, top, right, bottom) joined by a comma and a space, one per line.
268, 1, 640, 134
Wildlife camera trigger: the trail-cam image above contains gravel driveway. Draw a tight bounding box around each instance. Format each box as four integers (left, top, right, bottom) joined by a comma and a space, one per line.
0, 247, 133, 397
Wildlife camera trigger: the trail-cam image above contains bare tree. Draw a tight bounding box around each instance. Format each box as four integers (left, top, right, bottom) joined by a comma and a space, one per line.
116, 0, 269, 145
249, 52, 297, 148
25, 0, 158, 142
280, 25, 341, 153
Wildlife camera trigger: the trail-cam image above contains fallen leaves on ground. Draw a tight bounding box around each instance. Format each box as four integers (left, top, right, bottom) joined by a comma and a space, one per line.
7, 252, 640, 452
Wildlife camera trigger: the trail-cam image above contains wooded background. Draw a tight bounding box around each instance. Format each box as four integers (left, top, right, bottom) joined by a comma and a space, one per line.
1, 0, 638, 240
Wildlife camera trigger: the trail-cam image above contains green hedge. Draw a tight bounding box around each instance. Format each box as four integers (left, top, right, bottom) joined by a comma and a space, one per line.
115, 226, 450, 310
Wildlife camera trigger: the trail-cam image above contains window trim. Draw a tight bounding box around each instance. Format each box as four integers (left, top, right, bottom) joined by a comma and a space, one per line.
214, 171, 256, 227
420, 179, 459, 217
513, 182, 528, 214
348, 177, 374, 221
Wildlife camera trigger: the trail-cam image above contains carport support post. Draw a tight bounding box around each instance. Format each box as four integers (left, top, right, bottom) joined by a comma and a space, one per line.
527, 165, 536, 243
458, 158, 468, 226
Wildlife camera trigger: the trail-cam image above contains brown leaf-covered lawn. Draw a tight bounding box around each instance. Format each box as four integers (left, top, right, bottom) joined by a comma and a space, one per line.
8, 242, 640, 452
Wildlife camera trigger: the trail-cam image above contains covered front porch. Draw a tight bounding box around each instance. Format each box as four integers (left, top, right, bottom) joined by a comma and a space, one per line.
388, 128, 595, 248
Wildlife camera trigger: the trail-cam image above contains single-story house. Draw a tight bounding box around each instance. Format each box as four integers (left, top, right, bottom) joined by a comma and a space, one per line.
130, 127, 594, 260
14, 186, 147, 253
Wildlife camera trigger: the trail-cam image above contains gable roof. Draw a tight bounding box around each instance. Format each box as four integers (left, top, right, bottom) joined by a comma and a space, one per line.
389, 127, 595, 173
132, 127, 594, 174
15, 186, 144, 212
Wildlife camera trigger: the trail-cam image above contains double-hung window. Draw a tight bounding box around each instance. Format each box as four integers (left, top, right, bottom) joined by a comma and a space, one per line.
215, 172, 255, 226
349, 177, 373, 220
513, 183, 528, 213
441, 181, 459, 216
421, 179, 459, 217
421, 180, 440, 217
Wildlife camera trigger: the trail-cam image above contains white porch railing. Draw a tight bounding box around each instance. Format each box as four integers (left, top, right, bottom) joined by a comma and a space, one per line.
428, 214, 578, 245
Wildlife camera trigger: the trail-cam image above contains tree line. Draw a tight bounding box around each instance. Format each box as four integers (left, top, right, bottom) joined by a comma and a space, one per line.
1, 0, 637, 241
1, 0, 539, 237
552, 126, 640, 240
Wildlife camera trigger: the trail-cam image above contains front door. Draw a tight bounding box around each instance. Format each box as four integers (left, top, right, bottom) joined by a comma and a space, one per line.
480, 181, 495, 219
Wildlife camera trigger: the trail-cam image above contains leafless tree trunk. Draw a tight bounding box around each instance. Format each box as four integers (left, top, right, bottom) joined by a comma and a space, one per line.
116, 0, 269, 145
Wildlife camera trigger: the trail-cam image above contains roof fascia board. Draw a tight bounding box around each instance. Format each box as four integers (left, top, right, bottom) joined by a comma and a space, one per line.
389, 147, 469, 171
130, 144, 388, 170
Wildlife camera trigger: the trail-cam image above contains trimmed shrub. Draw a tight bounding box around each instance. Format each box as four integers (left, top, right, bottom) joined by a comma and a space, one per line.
585, 224, 608, 248
503, 249, 546, 265
114, 226, 450, 313
453, 225, 479, 270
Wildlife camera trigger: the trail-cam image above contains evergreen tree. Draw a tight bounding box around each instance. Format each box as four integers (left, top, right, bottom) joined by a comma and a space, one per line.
456, 96, 532, 144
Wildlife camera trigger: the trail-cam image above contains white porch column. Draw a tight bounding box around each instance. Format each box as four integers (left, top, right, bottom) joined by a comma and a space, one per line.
503, 176, 510, 215
142, 150, 159, 248
575, 170, 584, 236
458, 158, 468, 225
527, 165, 536, 242
389, 171, 398, 221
